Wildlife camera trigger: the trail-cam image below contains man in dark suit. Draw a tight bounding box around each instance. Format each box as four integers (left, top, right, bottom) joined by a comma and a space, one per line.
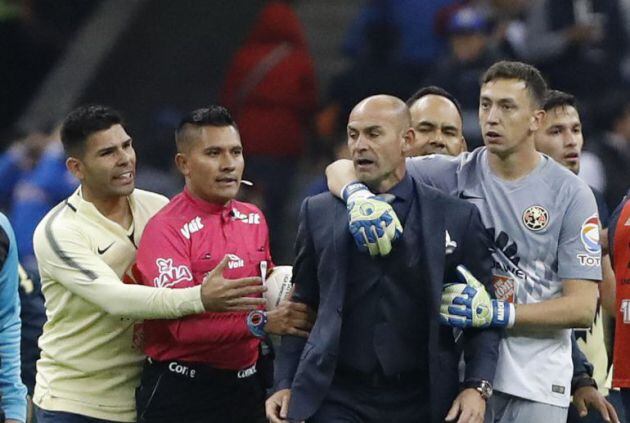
266, 95, 500, 423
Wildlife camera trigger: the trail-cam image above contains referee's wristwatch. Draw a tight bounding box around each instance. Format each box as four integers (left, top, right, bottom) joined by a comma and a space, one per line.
463, 379, 493, 400
247, 310, 268, 339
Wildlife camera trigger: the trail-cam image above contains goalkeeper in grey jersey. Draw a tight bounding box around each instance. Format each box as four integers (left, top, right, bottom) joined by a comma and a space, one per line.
326, 62, 601, 423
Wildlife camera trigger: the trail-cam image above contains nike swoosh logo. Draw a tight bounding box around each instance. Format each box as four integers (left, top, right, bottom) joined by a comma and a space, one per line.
97, 242, 115, 255
459, 193, 484, 200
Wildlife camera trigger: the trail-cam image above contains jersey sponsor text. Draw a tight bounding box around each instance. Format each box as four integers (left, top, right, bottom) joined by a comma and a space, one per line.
154, 258, 193, 288
227, 254, 245, 269
181, 216, 204, 239
232, 208, 261, 224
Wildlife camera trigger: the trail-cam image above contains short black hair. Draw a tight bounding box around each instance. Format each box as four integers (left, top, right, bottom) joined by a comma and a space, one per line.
543, 90, 577, 112
405, 85, 463, 118
175, 106, 237, 151
481, 61, 548, 107
61, 105, 123, 157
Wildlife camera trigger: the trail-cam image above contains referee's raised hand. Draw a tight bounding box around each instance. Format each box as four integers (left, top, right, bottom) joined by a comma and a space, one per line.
200, 255, 267, 311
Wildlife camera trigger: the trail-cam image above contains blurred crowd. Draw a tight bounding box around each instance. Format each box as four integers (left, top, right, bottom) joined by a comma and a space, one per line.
0, 0, 102, 132
2, 0, 630, 261
319, 0, 630, 207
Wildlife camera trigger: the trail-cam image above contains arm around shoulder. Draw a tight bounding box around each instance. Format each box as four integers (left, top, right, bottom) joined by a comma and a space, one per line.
325, 159, 355, 198
34, 219, 205, 320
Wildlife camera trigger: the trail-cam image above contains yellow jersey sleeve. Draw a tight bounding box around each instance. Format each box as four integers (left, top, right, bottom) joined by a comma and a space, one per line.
34, 206, 204, 319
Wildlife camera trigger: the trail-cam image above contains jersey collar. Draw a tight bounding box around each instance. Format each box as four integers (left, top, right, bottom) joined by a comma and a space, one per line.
67, 187, 136, 235
183, 187, 233, 215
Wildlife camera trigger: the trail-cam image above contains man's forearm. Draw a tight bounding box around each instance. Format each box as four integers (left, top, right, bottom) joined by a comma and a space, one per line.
75, 277, 205, 319
325, 159, 356, 198
514, 282, 597, 329
571, 332, 593, 377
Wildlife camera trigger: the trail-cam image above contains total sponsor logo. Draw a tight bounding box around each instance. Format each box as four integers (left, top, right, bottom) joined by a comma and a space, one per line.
154, 258, 193, 288
576, 214, 601, 267
577, 254, 601, 267
227, 253, 244, 269
232, 208, 261, 225
580, 214, 601, 254
181, 216, 204, 239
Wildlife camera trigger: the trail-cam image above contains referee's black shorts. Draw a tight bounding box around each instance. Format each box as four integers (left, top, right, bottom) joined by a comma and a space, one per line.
136, 358, 267, 423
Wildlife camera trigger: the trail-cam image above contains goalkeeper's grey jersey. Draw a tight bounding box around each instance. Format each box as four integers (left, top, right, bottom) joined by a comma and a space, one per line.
407, 147, 602, 407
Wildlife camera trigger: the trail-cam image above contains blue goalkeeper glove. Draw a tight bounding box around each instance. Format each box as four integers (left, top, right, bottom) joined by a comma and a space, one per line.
440, 265, 514, 329
342, 182, 403, 256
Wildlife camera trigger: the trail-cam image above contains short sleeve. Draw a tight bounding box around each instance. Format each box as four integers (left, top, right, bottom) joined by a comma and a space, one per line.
557, 183, 602, 281
406, 154, 459, 195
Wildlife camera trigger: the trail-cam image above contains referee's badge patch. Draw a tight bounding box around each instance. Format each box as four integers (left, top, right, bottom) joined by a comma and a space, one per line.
522, 205, 549, 231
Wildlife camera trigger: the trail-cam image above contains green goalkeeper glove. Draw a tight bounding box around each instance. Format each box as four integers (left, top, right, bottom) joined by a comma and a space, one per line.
440, 265, 514, 329
342, 182, 403, 256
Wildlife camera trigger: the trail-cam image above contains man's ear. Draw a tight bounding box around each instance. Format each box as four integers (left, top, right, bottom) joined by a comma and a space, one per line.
460, 136, 468, 154
66, 157, 84, 181
175, 153, 189, 177
531, 109, 545, 132
401, 127, 415, 156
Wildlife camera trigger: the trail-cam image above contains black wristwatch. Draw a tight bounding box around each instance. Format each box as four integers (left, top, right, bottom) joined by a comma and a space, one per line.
463, 380, 493, 400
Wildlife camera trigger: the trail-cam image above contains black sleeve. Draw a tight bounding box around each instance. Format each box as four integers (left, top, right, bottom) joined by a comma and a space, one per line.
591, 188, 610, 228
0, 226, 9, 270
274, 198, 320, 390
287, 198, 320, 310
571, 331, 594, 378
461, 204, 502, 383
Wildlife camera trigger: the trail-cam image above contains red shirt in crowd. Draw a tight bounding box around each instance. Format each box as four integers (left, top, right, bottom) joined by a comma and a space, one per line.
612, 199, 630, 387
220, 1, 317, 158
136, 187, 272, 370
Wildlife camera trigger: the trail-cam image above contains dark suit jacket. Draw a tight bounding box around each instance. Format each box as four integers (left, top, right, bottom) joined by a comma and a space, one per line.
275, 177, 501, 422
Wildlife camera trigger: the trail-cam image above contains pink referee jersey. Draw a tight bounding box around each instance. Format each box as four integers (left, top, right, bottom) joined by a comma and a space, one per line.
136, 187, 272, 369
